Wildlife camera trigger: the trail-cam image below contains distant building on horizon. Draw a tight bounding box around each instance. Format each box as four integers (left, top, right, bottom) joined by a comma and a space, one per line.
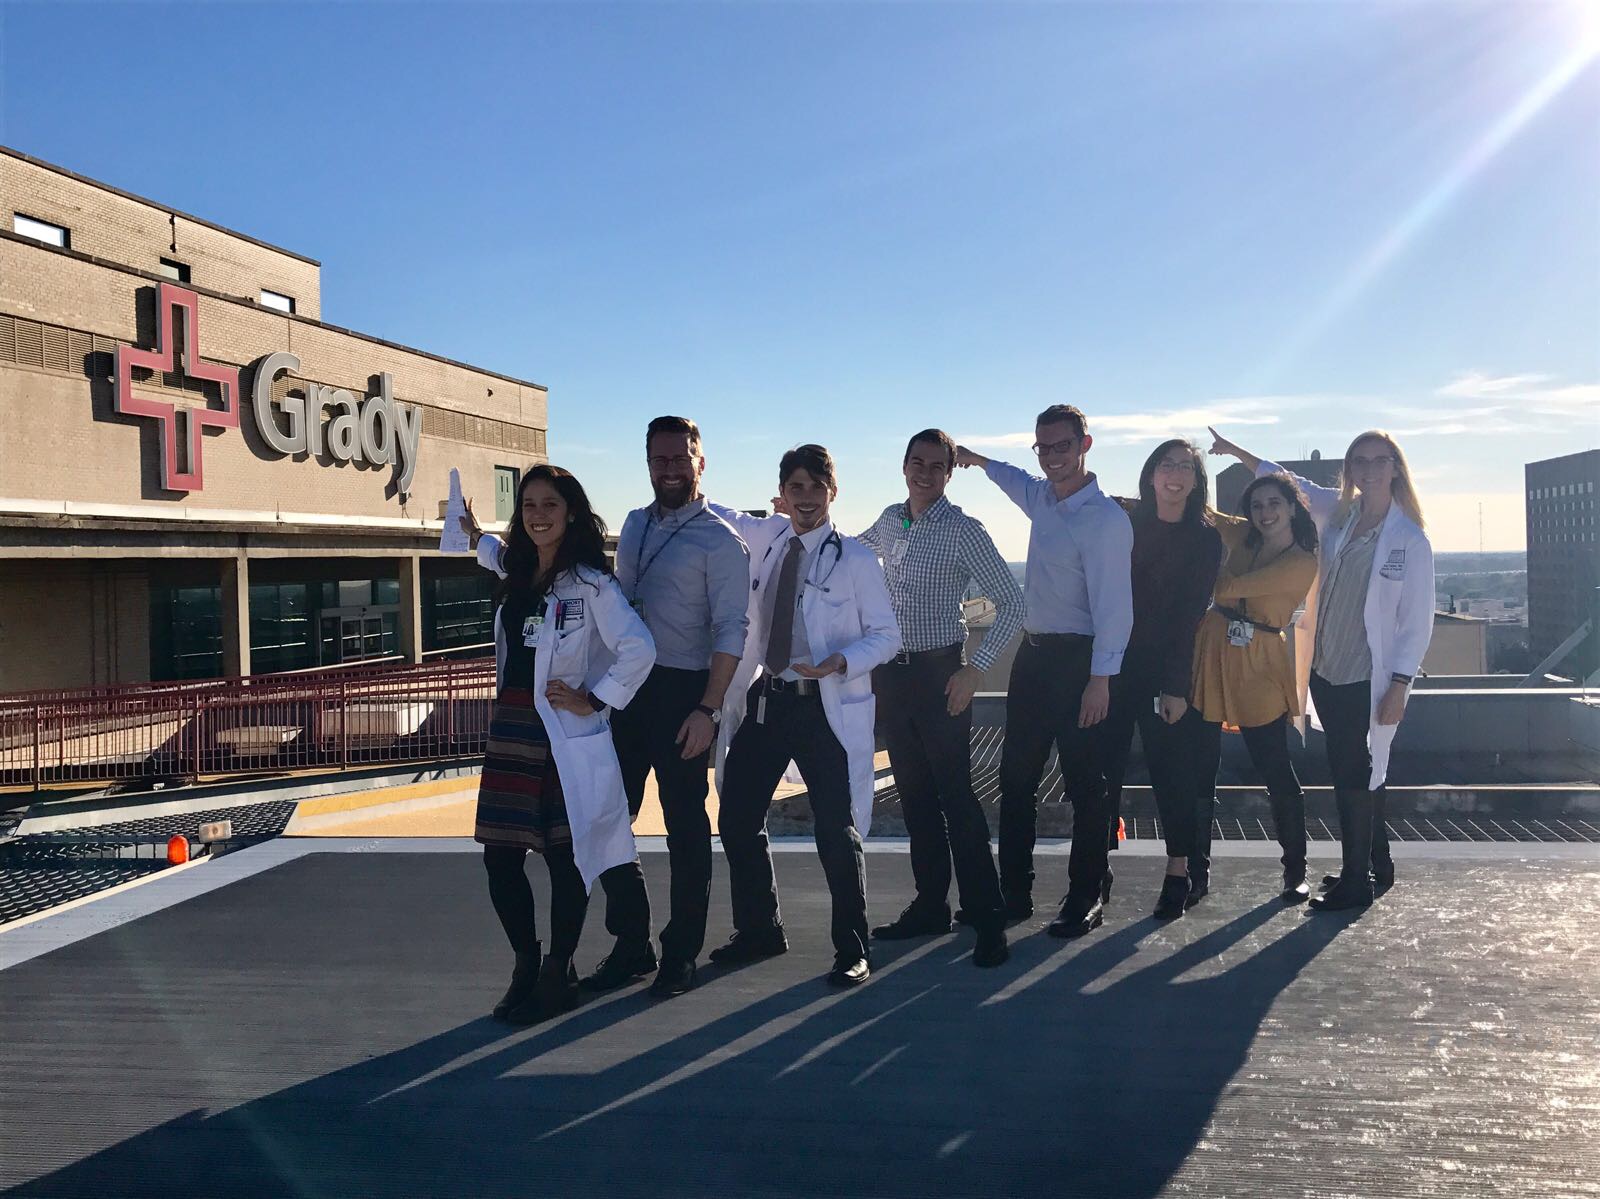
1525, 449, 1600, 680
1214, 450, 1342, 517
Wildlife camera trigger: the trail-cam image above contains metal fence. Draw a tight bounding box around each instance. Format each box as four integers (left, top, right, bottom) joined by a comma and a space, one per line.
0, 658, 496, 789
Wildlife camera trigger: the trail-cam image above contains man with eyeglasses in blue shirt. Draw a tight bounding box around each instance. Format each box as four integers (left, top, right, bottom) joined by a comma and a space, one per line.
956, 404, 1133, 938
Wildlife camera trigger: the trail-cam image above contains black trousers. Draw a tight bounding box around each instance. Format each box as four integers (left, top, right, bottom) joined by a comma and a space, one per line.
482, 844, 649, 959
1100, 666, 1202, 859
1192, 714, 1306, 881
1309, 671, 1391, 870
997, 636, 1111, 902
873, 645, 1004, 922
718, 682, 869, 961
611, 665, 714, 960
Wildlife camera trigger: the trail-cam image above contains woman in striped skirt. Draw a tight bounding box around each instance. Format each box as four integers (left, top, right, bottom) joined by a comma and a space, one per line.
478, 465, 655, 1024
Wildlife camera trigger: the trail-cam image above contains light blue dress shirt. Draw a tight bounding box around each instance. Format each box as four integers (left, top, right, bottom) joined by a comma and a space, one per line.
984, 461, 1134, 676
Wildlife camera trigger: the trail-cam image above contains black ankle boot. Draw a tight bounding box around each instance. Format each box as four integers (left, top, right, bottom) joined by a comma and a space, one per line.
493, 946, 542, 1020
1311, 789, 1375, 912
506, 956, 579, 1024
1270, 792, 1309, 900
1153, 874, 1188, 919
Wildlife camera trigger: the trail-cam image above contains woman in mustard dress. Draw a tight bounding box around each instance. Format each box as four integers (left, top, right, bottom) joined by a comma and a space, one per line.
1189, 473, 1319, 903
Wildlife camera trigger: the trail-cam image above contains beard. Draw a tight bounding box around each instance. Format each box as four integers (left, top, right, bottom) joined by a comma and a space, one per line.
652, 477, 695, 509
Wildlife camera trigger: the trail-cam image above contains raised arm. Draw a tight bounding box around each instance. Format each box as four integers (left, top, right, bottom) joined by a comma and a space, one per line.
956, 445, 1044, 516
1207, 426, 1262, 473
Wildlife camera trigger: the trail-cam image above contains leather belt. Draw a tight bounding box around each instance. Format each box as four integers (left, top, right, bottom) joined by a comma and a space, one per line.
759, 675, 821, 697
888, 644, 963, 667
1023, 631, 1093, 648
1214, 606, 1282, 635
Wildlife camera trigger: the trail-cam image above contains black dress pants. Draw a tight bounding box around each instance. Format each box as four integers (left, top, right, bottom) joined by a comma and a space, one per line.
718, 682, 869, 961
1100, 666, 1202, 859
1309, 671, 1391, 871
1192, 714, 1306, 882
873, 645, 1004, 923
483, 844, 649, 959
611, 665, 714, 960
997, 636, 1112, 902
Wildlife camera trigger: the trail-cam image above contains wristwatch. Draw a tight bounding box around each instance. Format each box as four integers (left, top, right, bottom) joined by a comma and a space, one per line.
587, 692, 608, 714
1390, 672, 1413, 686
695, 703, 721, 725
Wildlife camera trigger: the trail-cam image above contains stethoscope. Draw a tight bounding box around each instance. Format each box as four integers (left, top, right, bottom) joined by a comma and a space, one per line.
754, 527, 845, 596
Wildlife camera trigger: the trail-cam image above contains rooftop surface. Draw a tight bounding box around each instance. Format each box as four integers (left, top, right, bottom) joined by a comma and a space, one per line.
2, 838, 1597, 1198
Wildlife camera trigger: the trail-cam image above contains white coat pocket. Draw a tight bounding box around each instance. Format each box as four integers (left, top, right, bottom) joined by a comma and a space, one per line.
551, 726, 636, 890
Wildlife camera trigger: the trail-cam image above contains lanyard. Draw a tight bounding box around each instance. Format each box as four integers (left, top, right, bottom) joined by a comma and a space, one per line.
635, 506, 705, 589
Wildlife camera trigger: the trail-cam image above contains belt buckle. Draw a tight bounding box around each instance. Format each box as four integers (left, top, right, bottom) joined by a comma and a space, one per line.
893, 650, 912, 666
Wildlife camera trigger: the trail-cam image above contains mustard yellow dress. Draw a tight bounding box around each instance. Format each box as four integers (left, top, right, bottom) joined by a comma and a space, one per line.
1190, 514, 1318, 727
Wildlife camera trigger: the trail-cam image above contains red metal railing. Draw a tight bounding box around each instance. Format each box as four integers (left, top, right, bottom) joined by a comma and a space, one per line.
0, 657, 497, 789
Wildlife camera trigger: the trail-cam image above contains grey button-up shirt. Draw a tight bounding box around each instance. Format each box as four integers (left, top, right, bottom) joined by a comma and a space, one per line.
984, 461, 1134, 676
1312, 515, 1379, 685
615, 497, 751, 671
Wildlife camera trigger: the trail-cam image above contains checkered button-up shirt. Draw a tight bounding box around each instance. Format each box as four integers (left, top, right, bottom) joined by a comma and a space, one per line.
858, 496, 1024, 673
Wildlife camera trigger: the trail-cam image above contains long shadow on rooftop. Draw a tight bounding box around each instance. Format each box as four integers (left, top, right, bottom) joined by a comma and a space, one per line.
8, 889, 1350, 1199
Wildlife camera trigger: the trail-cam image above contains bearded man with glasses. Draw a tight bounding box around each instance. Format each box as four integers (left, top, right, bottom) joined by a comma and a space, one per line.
955, 404, 1133, 937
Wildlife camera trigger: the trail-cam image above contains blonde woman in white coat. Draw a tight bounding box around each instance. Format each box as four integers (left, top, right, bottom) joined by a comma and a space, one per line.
474, 465, 656, 1023
1209, 428, 1434, 911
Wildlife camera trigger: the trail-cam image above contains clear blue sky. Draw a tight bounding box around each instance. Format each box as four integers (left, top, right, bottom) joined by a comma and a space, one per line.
3, 0, 1596, 554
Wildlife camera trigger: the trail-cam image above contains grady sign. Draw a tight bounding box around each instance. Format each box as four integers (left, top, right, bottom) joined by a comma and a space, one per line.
252, 353, 422, 495
113, 283, 423, 495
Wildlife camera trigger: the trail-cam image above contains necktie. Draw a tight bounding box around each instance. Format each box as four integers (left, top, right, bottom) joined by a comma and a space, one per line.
764, 536, 805, 675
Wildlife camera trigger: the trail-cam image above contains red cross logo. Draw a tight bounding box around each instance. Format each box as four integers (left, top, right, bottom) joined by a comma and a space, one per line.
114, 283, 240, 492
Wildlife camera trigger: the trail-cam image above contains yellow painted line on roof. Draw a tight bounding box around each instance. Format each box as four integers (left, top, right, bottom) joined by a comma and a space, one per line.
294, 775, 479, 817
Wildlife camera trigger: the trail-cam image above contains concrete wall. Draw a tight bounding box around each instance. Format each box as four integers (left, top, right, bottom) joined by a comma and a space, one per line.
0, 560, 149, 690
2, 150, 323, 319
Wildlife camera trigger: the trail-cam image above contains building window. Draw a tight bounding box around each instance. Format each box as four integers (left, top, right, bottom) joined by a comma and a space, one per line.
159, 258, 191, 283
494, 465, 521, 523
260, 289, 296, 314
150, 584, 223, 680
13, 213, 69, 248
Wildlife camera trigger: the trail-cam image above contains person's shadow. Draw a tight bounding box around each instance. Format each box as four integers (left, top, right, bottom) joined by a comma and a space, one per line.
9, 896, 1349, 1198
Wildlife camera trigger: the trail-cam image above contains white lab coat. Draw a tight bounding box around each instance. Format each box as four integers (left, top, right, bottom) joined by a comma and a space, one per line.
708, 506, 902, 833
492, 562, 657, 889
1258, 461, 1435, 789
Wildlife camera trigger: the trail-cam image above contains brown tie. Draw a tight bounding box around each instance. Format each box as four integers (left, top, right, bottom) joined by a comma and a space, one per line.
764, 536, 805, 675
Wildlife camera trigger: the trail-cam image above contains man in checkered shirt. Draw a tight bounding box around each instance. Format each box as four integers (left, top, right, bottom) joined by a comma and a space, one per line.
857, 428, 1024, 968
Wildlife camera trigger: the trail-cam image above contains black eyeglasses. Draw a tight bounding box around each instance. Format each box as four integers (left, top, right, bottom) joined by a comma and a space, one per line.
1032, 438, 1079, 456
648, 455, 696, 471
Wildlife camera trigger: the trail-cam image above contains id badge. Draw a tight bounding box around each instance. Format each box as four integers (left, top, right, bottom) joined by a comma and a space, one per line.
522, 613, 543, 647
1226, 619, 1254, 648
889, 539, 909, 567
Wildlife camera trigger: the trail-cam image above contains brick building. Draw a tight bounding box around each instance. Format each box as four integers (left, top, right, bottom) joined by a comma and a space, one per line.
0, 147, 548, 691
1525, 449, 1600, 680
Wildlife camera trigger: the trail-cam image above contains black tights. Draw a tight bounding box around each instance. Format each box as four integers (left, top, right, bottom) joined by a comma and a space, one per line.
483, 844, 588, 959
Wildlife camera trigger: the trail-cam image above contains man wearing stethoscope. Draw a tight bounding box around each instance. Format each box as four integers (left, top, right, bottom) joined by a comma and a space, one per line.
707, 444, 901, 987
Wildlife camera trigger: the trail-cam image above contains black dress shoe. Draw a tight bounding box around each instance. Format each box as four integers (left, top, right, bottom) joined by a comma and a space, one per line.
972, 923, 1010, 968
1047, 896, 1104, 939
580, 939, 658, 992
493, 947, 542, 1020
708, 926, 789, 966
1184, 879, 1209, 908
1280, 872, 1311, 903
1153, 875, 1189, 920
1002, 889, 1034, 921
827, 955, 871, 987
871, 902, 954, 940
506, 958, 578, 1024
1308, 880, 1373, 912
1319, 873, 1341, 891
648, 957, 697, 998
954, 908, 975, 927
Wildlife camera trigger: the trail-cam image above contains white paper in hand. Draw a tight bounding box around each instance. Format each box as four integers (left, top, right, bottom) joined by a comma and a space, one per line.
439, 468, 470, 554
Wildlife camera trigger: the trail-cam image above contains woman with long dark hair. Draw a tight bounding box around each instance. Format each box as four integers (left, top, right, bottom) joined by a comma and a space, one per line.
1210, 428, 1435, 911
1189, 471, 1319, 905
477, 465, 656, 1023
1101, 439, 1222, 918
